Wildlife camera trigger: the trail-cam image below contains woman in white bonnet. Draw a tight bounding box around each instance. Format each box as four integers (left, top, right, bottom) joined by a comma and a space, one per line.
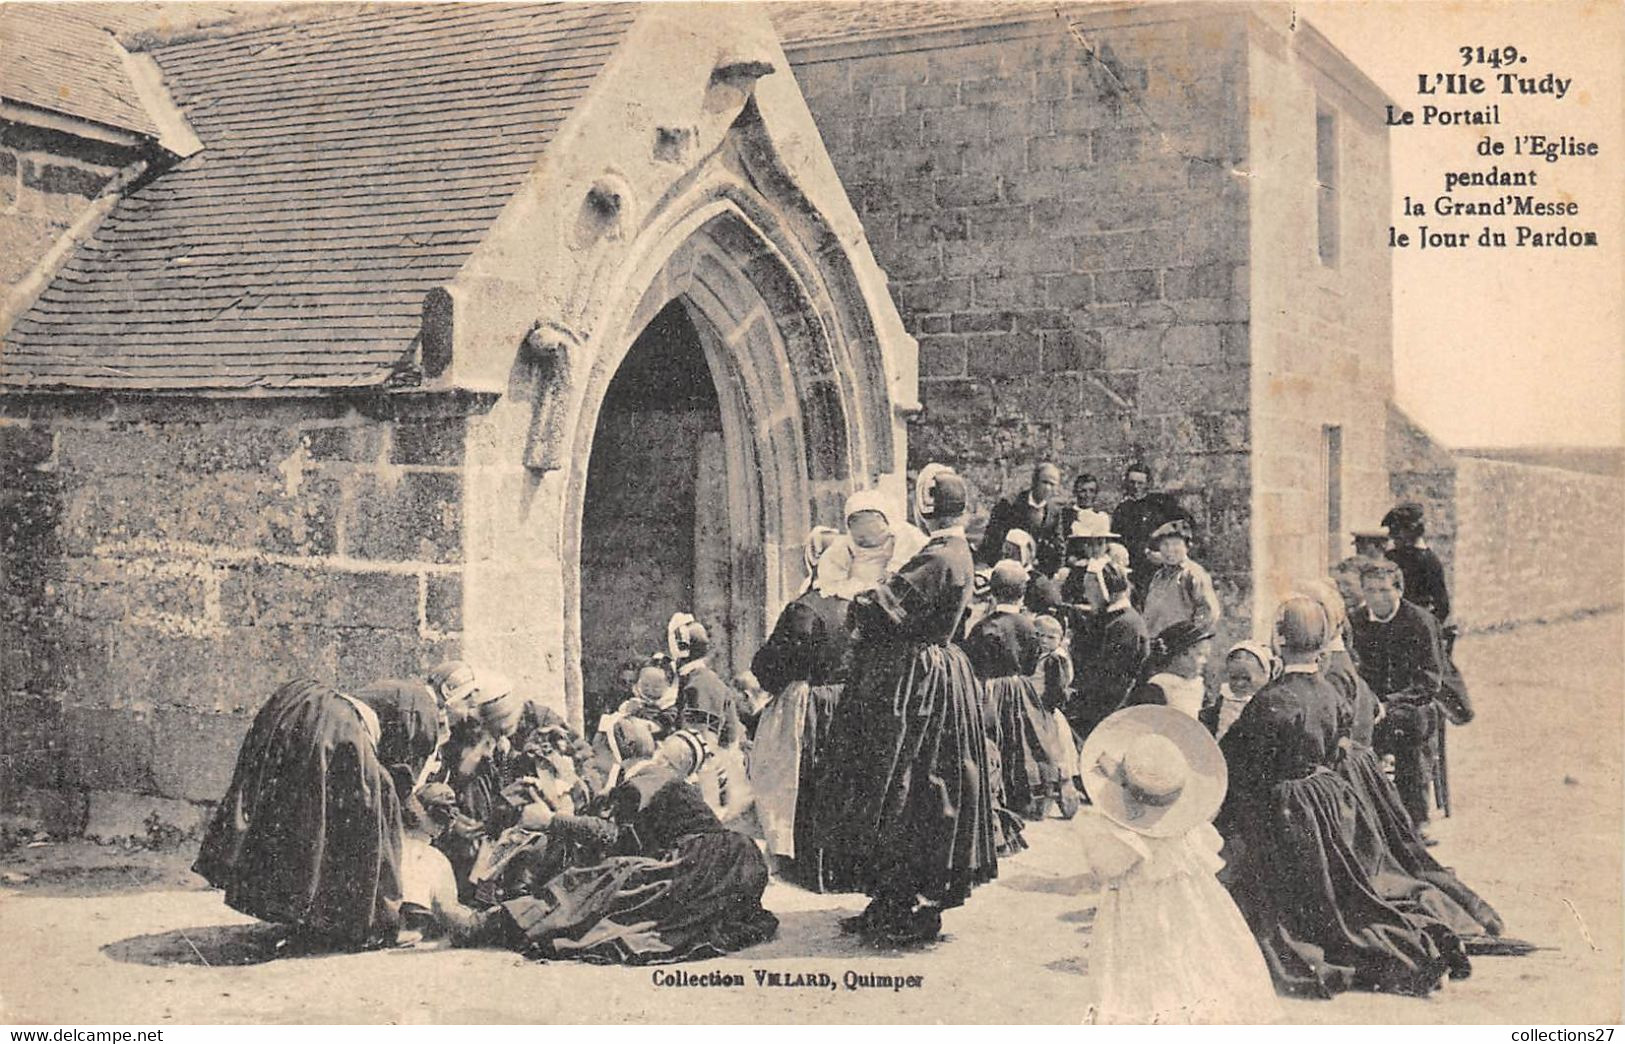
814, 488, 928, 600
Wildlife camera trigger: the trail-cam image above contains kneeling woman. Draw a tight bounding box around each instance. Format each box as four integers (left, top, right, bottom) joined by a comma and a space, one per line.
194, 679, 440, 950
1218, 598, 1470, 998
470, 724, 778, 965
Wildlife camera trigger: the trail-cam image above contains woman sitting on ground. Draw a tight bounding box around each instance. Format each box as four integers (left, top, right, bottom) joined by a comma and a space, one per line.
1301, 579, 1510, 942
462, 722, 779, 964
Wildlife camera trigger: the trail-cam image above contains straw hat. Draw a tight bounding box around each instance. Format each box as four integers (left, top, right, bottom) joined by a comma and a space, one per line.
1067, 509, 1119, 541
1080, 705, 1227, 838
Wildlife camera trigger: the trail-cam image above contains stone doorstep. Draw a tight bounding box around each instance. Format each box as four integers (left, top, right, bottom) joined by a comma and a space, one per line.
4, 785, 211, 845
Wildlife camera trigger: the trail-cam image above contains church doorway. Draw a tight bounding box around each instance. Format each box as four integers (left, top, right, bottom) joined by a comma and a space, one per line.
578, 299, 737, 721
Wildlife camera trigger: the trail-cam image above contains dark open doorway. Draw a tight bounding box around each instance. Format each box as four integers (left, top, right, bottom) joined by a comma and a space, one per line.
579, 300, 731, 723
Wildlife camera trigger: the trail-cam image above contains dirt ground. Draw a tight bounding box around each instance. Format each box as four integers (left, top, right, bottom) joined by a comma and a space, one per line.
2, 613, 1620, 1025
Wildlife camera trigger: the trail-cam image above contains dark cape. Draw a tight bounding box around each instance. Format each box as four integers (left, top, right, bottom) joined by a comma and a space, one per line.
1217, 670, 1470, 998
750, 588, 851, 693
964, 608, 1067, 818
489, 768, 777, 964
1386, 545, 1451, 622
1323, 651, 1504, 938
194, 679, 435, 947
814, 529, 998, 908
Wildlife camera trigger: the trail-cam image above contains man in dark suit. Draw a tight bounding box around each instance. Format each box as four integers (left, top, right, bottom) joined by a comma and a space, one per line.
978, 462, 1066, 575
1384, 502, 1451, 623
1063, 560, 1149, 744
1108, 462, 1188, 593
1350, 559, 1444, 833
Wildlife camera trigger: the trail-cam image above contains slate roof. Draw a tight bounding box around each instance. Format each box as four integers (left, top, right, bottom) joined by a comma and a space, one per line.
0, 3, 166, 137
2, 2, 636, 391
769, 1, 1076, 47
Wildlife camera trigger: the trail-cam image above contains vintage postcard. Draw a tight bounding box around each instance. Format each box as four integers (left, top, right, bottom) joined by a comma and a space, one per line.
0, 0, 1619, 1028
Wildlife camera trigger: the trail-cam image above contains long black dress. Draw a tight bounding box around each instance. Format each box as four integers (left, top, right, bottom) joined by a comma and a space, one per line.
194, 679, 435, 948
485, 768, 778, 964
1217, 669, 1469, 997
1323, 650, 1504, 937
964, 608, 1067, 819
749, 588, 849, 883
814, 528, 998, 909
1063, 601, 1150, 743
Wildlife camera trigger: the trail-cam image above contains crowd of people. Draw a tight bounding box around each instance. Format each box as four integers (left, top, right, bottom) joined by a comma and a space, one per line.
194, 460, 1528, 1020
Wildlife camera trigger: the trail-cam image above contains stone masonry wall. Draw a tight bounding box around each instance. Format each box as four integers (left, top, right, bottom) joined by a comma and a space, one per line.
1244, 17, 1394, 632
0, 125, 128, 291
1451, 457, 1624, 631
785, 10, 1255, 610
1390, 410, 1622, 632
0, 397, 468, 827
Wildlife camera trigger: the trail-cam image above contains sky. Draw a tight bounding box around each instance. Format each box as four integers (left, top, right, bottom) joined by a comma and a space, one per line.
1300, 0, 1623, 448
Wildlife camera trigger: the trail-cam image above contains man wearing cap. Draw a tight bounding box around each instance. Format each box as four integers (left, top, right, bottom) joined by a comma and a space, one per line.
1350, 560, 1444, 832
1140, 519, 1222, 639
1109, 463, 1188, 593
979, 462, 1067, 576
1351, 525, 1390, 562
1383, 502, 1450, 622
815, 464, 998, 945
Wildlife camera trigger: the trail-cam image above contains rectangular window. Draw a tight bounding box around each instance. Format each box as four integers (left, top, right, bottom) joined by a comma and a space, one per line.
1323, 424, 1343, 566
1316, 105, 1340, 266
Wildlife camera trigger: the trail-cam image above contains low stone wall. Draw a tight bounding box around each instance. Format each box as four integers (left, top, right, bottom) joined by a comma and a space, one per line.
1451, 456, 1623, 631
0, 396, 469, 811
1391, 408, 1622, 632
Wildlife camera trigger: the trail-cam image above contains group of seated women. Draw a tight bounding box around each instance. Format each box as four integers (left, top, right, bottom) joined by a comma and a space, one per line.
193, 661, 776, 964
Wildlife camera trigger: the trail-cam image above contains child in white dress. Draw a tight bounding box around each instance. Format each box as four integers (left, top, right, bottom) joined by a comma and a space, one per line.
1069, 705, 1279, 1025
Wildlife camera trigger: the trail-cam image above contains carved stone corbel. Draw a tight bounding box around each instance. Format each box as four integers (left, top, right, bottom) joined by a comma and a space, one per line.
519, 320, 581, 473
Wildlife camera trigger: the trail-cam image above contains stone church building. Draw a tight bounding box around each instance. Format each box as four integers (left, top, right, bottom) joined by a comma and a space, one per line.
0, 2, 1394, 828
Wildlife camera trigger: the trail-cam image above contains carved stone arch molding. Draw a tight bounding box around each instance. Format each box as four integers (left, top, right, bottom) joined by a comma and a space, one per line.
554, 187, 901, 718
447, 7, 917, 725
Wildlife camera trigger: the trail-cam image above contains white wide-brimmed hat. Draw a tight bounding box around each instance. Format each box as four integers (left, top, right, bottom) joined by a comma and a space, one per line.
1068, 509, 1119, 541
1080, 705, 1227, 838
